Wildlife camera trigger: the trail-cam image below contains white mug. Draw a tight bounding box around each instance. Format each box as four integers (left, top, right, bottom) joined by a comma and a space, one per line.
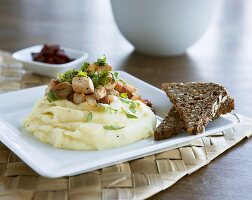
111, 0, 218, 56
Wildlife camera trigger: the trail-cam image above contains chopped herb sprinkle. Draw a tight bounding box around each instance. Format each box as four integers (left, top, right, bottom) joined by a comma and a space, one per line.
126, 113, 138, 118
96, 55, 107, 66
103, 125, 125, 130
86, 112, 93, 122
120, 98, 132, 104
47, 90, 58, 102
120, 93, 128, 99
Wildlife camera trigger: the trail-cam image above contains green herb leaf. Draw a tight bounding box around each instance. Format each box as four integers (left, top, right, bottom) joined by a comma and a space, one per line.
114, 72, 119, 79
126, 113, 138, 118
121, 107, 127, 114
99, 70, 109, 78
129, 102, 136, 110
112, 71, 119, 81
57, 73, 65, 82
121, 107, 138, 118
120, 93, 128, 99
57, 69, 78, 83
103, 125, 125, 130
119, 79, 126, 84
78, 71, 87, 77
120, 98, 132, 104
80, 62, 90, 72
86, 112, 93, 122
100, 77, 110, 86
96, 55, 107, 66
106, 107, 118, 114
90, 73, 100, 87
65, 69, 78, 81
47, 90, 58, 102
129, 102, 137, 113
99, 70, 110, 86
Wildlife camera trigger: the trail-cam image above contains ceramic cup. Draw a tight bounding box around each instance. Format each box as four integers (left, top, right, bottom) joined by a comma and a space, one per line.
111, 0, 217, 56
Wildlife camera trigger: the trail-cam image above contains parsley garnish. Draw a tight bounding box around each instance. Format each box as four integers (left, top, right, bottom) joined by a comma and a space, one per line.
129, 102, 137, 113
129, 102, 136, 109
96, 55, 107, 66
119, 79, 126, 84
112, 71, 119, 81
99, 70, 110, 86
120, 98, 132, 104
121, 107, 138, 118
89, 70, 110, 88
80, 62, 90, 72
86, 112, 93, 122
57, 69, 78, 83
126, 113, 138, 118
103, 125, 125, 130
121, 107, 127, 114
120, 93, 128, 99
78, 71, 87, 77
105, 107, 118, 114
89, 73, 100, 87
47, 90, 58, 102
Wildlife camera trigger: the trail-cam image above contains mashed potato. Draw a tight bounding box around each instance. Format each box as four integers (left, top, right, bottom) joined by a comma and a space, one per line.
24, 96, 156, 150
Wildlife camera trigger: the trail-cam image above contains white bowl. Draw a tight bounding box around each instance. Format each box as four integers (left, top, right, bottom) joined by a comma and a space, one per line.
111, 0, 217, 56
12, 45, 88, 77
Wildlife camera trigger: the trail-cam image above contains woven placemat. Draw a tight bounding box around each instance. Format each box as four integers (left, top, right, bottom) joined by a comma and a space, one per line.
0, 51, 252, 200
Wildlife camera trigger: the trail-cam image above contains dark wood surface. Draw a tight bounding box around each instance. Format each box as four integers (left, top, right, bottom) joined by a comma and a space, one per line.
0, 0, 252, 199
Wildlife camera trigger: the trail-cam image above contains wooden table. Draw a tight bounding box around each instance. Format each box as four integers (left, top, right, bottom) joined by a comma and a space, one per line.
0, 0, 252, 199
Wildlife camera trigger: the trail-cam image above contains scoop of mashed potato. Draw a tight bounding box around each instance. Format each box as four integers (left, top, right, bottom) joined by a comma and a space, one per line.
23, 96, 156, 150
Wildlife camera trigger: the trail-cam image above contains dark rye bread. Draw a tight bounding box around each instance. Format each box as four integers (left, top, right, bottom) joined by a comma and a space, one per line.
154, 96, 234, 140
162, 82, 234, 134
154, 107, 184, 141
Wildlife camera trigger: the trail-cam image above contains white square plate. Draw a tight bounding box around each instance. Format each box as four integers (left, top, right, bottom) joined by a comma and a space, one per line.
12, 45, 88, 77
0, 71, 236, 178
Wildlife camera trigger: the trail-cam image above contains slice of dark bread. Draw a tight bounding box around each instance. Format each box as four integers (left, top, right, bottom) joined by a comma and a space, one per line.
154, 95, 234, 140
162, 82, 234, 134
154, 107, 184, 141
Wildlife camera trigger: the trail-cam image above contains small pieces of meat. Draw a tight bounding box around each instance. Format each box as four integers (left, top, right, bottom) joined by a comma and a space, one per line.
104, 81, 116, 90
55, 82, 73, 99
104, 73, 116, 90
50, 79, 59, 90
97, 65, 112, 73
73, 93, 86, 104
115, 82, 137, 98
72, 77, 94, 94
124, 84, 137, 98
98, 95, 114, 104
94, 85, 106, 100
67, 92, 74, 102
131, 92, 141, 100
87, 63, 98, 74
115, 81, 124, 92
140, 98, 153, 107
86, 95, 97, 107
107, 89, 119, 96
